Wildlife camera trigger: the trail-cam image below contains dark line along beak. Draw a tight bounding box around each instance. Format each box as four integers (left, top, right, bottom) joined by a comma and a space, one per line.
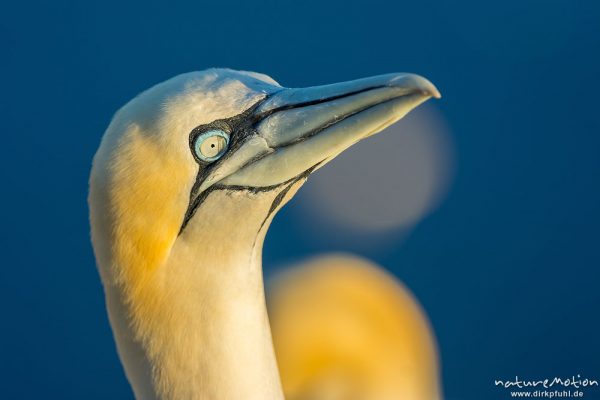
181, 73, 440, 232
220, 73, 440, 188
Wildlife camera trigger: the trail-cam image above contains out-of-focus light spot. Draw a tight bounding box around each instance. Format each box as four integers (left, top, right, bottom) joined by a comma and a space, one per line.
294, 103, 454, 237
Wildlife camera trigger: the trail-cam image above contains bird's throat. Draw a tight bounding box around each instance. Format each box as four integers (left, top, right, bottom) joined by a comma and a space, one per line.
108, 182, 303, 400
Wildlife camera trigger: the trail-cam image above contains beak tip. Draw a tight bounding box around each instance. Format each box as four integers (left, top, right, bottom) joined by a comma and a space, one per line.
419, 78, 441, 99
421, 86, 441, 99
395, 73, 441, 100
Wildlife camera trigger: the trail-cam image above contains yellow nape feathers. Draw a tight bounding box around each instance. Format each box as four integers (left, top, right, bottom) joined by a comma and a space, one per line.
268, 254, 441, 400
90, 70, 273, 290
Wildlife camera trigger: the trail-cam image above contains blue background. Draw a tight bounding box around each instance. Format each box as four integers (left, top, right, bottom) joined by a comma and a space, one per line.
1, 0, 599, 399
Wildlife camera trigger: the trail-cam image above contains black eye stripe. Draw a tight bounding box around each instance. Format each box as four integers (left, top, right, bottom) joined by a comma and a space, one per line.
180, 98, 271, 233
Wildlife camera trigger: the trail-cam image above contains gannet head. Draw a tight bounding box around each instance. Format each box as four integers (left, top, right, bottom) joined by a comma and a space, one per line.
90, 68, 439, 279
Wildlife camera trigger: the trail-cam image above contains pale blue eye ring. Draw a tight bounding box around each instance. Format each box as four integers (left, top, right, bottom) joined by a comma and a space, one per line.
193, 130, 230, 162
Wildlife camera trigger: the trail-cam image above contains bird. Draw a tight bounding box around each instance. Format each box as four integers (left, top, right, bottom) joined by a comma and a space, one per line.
89, 68, 441, 400
268, 254, 441, 400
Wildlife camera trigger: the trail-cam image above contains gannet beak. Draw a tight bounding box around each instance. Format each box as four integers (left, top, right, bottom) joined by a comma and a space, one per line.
220, 73, 440, 188
182, 73, 440, 232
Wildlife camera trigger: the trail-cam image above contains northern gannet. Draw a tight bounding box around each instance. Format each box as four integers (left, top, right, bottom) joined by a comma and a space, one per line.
89, 69, 440, 400
268, 255, 441, 400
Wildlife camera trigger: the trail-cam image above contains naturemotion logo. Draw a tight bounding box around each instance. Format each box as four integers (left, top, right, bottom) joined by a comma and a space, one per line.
494, 375, 598, 398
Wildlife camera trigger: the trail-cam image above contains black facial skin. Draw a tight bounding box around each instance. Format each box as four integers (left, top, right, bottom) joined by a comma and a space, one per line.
180, 95, 321, 235
180, 83, 388, 234
181, 99, 268, 234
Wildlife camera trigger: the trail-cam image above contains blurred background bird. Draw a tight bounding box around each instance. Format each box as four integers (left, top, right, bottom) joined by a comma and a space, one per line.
268, 254, 440, 400
88, 69, 441, 399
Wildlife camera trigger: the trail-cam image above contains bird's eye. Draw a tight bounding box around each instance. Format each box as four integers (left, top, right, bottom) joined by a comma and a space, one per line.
194, 130, 230, 162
